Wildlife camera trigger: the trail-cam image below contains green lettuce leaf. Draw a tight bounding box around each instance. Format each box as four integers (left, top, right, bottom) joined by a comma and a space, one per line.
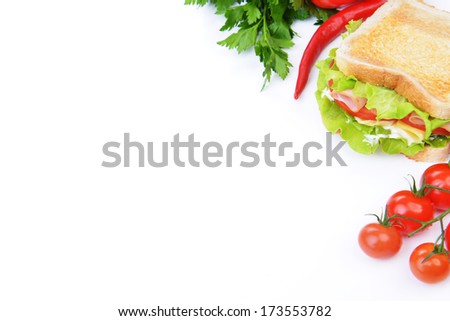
342, 19, 363, 39
427, 135, 450, 148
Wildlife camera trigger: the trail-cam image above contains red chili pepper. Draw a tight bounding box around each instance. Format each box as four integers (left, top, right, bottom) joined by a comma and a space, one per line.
293, 0, 387, 100
312, 0, 362, 9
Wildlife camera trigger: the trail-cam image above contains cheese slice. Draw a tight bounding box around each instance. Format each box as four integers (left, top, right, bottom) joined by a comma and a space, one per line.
355, 118, 425, 145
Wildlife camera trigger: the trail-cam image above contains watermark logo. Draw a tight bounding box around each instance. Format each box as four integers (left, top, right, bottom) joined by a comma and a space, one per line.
101, 132, 347, 168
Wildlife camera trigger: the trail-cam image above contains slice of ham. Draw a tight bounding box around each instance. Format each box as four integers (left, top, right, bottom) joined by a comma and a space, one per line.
404, 112, 426, 128
403, 112, 450, 136
408, 112, 425, 126
440, 122, 450, 132
330, 89, 368, 113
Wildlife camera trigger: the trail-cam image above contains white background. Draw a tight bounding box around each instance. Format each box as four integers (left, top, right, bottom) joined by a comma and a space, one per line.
1, 1, 449, 320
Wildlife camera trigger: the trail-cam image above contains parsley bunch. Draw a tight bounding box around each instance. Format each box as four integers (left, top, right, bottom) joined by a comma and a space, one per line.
185, 0, 335, 87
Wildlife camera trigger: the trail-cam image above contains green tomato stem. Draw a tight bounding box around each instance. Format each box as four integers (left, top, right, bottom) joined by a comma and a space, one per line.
405, 208, 450, 238
437, 219, 446, 253
424, 184, 450, 195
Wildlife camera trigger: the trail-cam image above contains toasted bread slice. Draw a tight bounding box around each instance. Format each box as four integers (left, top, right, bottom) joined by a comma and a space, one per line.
335, 0, 450, 119
406, 143, 450, 162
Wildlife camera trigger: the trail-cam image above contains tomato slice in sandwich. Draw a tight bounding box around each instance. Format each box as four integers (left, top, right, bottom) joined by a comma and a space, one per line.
334, 99, 378, 121
431, 127, 450, 136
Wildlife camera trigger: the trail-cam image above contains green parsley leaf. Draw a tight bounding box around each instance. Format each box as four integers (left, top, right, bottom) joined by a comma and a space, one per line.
218, 23, 259, 53
292, 7, 310, 21
244, 3, 261, 24
184, 0, 209, 6
185, 0, 337, 87
214, 0, 237, 14
220, 6, 246, 31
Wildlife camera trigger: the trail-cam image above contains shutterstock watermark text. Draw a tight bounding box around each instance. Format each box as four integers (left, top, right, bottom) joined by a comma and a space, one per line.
101, 132, 347, 168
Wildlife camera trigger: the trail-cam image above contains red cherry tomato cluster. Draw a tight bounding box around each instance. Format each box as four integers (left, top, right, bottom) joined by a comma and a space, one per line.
358, 162, 450, 284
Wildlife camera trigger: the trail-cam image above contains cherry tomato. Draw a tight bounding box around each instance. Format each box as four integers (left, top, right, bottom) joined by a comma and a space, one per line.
409, 243, 449, 284
446, 223, 450, 252
421, 163, 450, 211
312, 0, 361, 9
358, 223, 402, 259
386, 190, 434, 236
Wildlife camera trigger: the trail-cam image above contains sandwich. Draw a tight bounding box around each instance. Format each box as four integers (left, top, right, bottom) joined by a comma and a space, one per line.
315, 0, 450, 162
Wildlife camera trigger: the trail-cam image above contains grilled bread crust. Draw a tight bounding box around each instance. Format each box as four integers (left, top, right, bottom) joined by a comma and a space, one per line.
335, 0, 450, 119
406, 143, 450, 162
